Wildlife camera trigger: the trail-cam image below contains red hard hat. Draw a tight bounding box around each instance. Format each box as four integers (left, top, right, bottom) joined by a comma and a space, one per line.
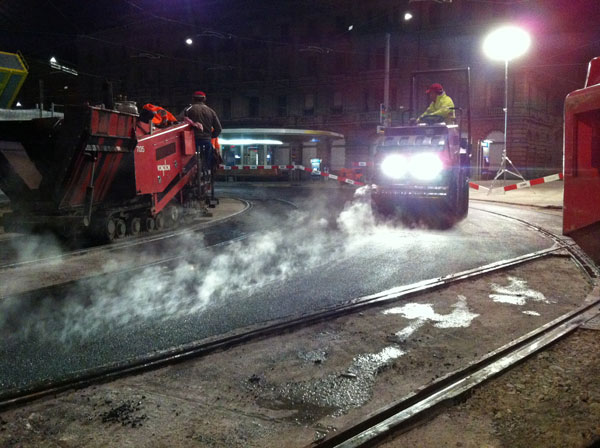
193, 90, 206, 98
426, 83, 444, 94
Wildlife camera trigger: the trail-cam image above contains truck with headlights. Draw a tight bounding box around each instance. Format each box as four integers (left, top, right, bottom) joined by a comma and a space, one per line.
369, 68, 472, 226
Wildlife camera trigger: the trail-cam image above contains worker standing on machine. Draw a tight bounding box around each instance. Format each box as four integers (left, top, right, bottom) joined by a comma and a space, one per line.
180, 91, 222, 204
181, 91, 222, 171
417, 83, 455, 124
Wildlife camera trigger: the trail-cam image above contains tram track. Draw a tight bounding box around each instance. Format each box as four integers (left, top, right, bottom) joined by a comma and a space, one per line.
0, 204, 589, 411
0, 200, 595, 448
310, 206, 600, 447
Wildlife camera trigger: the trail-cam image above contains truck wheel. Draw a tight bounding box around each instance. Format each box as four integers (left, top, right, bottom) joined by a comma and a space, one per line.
155, 212, 165, 231
144, 216, 155, 232
93, 216, 116, 242
459, 178, 469, 219
166, 205, 180, 227
115, 219, 127, 239
128, 217, 142, 236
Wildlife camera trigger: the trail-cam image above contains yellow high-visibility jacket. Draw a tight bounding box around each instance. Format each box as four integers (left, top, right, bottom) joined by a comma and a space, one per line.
418, 93, 455, 123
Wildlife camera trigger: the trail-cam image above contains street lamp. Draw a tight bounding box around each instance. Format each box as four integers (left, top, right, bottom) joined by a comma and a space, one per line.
483, 25, 531, 192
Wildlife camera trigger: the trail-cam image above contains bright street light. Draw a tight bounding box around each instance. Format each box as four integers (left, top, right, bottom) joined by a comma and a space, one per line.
185, 38, 193, 45
483, 25, 531, 192
404, 12, 413, 21
482, 25, 530, 62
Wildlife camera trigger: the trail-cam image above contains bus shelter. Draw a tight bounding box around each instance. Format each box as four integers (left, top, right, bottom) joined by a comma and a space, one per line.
216, 128, 344, 181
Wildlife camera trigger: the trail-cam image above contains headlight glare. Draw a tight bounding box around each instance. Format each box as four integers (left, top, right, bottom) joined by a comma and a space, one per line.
409, 153, 444, 181
381, 154, 408, 179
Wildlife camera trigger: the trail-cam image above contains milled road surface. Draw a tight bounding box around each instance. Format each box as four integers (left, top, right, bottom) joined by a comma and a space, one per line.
0, 256, 593, 448
0, 185, 560, 397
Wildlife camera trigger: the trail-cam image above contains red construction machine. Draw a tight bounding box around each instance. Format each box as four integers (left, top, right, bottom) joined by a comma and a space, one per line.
0, 103, 216, 242
563, 56, 600, 263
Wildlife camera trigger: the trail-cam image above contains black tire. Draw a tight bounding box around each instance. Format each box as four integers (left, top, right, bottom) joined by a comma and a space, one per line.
128, 217, 142, 236
90, 215, 116, 243
155, 212, 165, 231
458, 177, 469, 219
144, 216, 155, 232
166, 205, 180, 227
114, 218, 127, 239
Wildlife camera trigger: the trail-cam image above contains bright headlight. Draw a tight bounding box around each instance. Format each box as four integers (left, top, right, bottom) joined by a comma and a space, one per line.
381, 155, 408, 179
409, 153, 444, 181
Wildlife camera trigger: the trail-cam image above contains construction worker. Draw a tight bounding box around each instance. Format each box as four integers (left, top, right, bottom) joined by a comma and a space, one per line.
142, 104, 177, 127
417, 83, 455, 124
181, 91, 222, 170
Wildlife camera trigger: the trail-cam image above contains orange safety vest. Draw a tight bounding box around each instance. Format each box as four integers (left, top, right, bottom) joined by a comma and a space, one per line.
142, 104, 177, 126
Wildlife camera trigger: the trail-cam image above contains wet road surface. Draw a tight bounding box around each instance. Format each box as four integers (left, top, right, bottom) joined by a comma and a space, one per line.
0, 184, 560, 395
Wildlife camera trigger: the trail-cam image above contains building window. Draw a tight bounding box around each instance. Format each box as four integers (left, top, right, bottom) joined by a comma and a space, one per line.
249, 96, 259, 117
278, 95, 287, 117
332, 92, 343, 114
391, 87, 398, 110
222, 98, 231, 120
489, 81, 504, 108
304, 93, 315, 116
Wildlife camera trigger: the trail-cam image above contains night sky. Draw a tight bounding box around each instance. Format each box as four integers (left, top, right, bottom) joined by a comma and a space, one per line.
1, 0, 600, 106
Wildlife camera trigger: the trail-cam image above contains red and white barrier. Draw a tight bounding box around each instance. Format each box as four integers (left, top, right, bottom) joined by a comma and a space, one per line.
219, 164, 366, 186
496, 173, 563, 192
218, 164, 562, 193
220, 164, 295, 171
469, 182, 489, 191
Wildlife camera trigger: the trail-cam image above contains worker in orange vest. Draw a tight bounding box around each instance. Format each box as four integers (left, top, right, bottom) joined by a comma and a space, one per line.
142, 104, 177, 127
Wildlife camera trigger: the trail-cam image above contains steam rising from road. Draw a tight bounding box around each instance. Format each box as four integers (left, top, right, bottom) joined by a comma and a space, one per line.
0, 193, 405, 345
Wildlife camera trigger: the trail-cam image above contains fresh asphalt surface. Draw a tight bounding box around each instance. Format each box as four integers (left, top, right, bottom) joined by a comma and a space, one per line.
0, 184, 559, 394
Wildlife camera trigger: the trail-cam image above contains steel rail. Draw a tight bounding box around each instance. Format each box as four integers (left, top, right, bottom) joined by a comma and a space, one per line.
0, 244, 565, 411
306, 206, 600, 448
470, 205, 600, 281
312, 292, 600, 448
0, 201, 587, 428
0, 197, 251, 271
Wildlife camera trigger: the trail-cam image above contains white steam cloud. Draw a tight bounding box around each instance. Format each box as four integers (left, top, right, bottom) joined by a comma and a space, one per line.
1, 192, 401, 345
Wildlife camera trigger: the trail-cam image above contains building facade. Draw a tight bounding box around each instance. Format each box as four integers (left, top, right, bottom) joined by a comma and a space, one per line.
16, 0, 596, 179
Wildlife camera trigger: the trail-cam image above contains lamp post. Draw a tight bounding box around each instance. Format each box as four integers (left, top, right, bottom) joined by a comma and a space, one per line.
482, 25, 531, 193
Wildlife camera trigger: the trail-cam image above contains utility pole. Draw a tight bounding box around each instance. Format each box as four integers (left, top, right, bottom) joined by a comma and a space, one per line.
383, 32, 391, 127
39, 79, 44, 118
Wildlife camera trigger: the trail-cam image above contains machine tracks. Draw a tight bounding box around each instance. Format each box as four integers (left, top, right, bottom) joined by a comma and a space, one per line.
0, 198, 251, 294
